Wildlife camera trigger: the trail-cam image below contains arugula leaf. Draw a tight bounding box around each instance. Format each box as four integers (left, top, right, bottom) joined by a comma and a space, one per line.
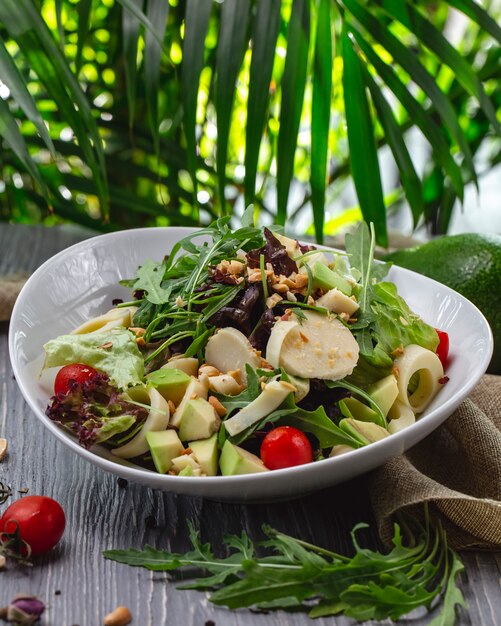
104, 510, 467, 624
133, 259, 172, 305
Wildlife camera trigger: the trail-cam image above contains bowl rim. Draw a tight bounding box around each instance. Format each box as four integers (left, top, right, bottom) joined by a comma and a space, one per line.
8, 226, 494, 490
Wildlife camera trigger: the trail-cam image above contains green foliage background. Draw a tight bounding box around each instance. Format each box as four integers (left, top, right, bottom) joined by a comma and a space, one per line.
0, 0, 500, 244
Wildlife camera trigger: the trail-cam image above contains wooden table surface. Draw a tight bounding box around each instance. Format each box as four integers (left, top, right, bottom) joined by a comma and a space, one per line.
0, 223, 500, 626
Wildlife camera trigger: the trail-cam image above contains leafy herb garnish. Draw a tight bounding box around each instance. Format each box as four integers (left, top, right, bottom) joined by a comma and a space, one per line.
104, 510, 466, 624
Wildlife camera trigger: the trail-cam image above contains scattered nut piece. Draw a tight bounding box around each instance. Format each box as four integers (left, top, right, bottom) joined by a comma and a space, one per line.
135, 337, 146, 347
198, 365, 220, 377
99, 342, 113, 350
104, 606, 132, 626
175, 296, 186, 308
167, 400, 176, 414
0, 555, 6, 570
208, 395, 227, 417
18, 487, 29, 494
227, 369, 242, 385
0, 438, 7, 462
182, 447, 193, 455
129, 327, 145, 337
272, 283, 289, 294
266, 293, 283, 309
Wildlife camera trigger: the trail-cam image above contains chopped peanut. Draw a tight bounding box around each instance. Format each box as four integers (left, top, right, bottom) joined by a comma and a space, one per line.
208, 395, 227, 417
103, 606, 132, 626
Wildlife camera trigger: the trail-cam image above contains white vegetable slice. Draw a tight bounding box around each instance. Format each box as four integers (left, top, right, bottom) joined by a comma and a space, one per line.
170, 376, 209, 428
162, 357, 199, 377
393, 344, 444, 414
208, 374, 242, 395
265, 320, 299, 369
112, 387, 169, 459
223, 380, 293, 436
266, 311, 359, 380
71, 307, 137, 335
204, 327, 261, 385
171, 454, 201, 473
387, 401, 416, 434
316, 289, 359, 316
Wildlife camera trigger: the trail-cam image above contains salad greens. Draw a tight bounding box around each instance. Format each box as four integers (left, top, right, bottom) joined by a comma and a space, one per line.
44, 328, 144, 389
104, 509, 466, 624
44, 218, 447, 477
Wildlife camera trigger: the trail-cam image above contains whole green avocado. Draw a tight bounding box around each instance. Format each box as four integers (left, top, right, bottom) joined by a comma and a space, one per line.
386, 233, 501, 374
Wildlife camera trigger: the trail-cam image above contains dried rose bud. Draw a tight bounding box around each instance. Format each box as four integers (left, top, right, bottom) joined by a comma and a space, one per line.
6, 595, 45, 624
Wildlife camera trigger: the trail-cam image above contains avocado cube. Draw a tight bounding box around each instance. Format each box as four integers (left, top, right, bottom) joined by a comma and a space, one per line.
189, 434, 219, 476
312, 262, 352, 296
146, 368, 191, 404
368, 375, 399, 417
146, 429, 185, 474
178, 398, 221, 442
219, 440, 269, 475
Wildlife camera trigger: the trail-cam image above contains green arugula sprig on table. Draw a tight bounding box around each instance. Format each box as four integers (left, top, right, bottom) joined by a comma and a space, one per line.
104, 510, 466, 624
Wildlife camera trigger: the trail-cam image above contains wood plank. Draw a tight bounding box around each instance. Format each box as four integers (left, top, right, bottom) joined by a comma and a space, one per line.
0, 224, 499, 625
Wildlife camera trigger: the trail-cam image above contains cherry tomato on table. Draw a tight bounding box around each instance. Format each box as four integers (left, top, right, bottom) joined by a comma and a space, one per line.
260, 426, 313, 470
0, 496, 65, 556
435, 329, 449, 368
54, 363, 99, 395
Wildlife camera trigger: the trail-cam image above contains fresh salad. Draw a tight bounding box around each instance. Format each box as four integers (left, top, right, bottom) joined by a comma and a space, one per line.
43, 217, 449, 477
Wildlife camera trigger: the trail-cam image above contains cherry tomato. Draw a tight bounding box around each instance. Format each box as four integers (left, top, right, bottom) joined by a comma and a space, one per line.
260, 426, 313, 470
435, 329, 449, 368
0, 496, 65, 556
54, 363, 99, 395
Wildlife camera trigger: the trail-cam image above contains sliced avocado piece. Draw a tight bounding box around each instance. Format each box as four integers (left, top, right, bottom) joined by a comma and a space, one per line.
368, 375, 399, 417
219, 440, 269, 475
342, 397, 379, 423
189, 434, 219, 476
178, 397, 221, 442
340, 418, 389, 444
146, 429, 184, 474
179, 465, 194, 476
146, 368, 191, 404
312, 262, 352, 296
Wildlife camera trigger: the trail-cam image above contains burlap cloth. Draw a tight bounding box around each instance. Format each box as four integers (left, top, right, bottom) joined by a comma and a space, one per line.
1, 277, 500, 550
369, 374, 501, 550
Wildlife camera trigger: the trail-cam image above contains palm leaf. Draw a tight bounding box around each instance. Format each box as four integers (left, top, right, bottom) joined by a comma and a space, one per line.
55, 0, 65, 46
181, 0, 213, 206
341, 0, 477, 189
0, 0, 108, 214
363, 68, 423, 228
342, 29, 387, 247
276, 0, 311, 225
310, 0, 332, 244
122, 0, 144, 128
75, 0, 92, 75
144, 0, 170, 156
244, 0, 281, 208
447, 0, 501, 44
379, 0, 500, 135
349, 25, 465, 202
115, 0, 163, 46
0, 39, 54, 153
215, 0, 251, 214
0, 98, 46, 192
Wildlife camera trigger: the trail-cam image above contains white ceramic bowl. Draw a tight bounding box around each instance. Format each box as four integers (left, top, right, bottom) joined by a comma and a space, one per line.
9, 227, 493, 501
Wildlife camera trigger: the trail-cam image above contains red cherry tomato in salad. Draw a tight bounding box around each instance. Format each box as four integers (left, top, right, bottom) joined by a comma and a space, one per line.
260, 426, 313, 470
54, 363, 99, 395
435, 329, 449, 368
0, 496, 66, 556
